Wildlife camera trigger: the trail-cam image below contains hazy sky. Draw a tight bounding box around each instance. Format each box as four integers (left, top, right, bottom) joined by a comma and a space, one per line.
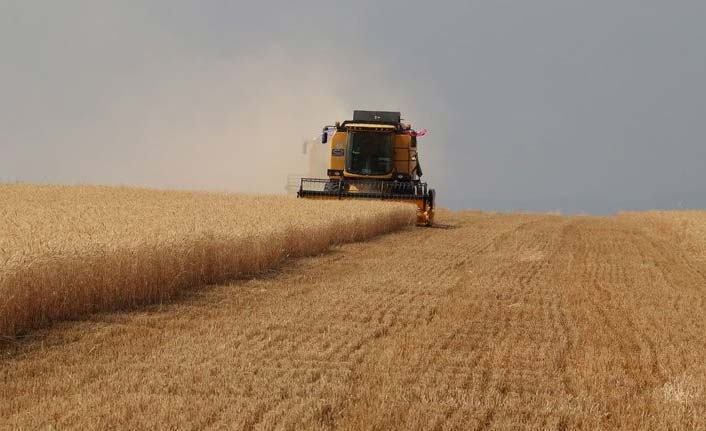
2, 1, 705, 213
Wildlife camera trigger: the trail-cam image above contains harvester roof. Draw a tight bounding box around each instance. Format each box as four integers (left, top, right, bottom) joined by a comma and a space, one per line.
351, 110, 401, 125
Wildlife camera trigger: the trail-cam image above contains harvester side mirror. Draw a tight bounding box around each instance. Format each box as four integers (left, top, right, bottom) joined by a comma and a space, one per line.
321, 130, 328, 144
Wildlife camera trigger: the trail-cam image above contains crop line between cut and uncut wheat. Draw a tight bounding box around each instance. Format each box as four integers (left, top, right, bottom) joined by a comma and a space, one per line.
0, 188, 416, 338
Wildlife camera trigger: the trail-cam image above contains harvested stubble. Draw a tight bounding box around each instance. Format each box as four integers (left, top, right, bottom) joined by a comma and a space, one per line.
619, 210, 706, 264
0, 184, 415, 337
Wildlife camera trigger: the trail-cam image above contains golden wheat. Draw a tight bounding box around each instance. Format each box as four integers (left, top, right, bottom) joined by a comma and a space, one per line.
0, 184, 415, 337
4, 210, 706, 429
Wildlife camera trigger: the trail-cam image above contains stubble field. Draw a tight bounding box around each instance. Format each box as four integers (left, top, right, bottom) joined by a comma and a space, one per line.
2, 186, 706, 430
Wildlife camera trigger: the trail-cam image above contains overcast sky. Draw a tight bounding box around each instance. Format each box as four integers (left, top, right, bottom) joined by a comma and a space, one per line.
2, 1, 705, 213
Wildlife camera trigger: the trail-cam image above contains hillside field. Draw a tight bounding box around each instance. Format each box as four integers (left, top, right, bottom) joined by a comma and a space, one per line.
2, 187, 706, 429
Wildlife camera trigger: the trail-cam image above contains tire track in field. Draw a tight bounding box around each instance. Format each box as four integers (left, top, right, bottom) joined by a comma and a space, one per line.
337, 215, 573, 430
331, 213, 516, 430
467, 216, 572, 430
553, 218, 665, 422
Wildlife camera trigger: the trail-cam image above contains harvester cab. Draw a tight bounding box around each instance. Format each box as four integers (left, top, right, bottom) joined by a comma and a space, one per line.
298, 110, 435, 226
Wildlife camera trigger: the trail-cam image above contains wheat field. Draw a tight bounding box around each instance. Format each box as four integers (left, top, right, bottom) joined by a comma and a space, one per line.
3, 198, 706, 429
0, 184, 416, 338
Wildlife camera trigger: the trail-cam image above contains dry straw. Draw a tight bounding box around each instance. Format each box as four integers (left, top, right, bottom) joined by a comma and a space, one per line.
0, 184, 415, 337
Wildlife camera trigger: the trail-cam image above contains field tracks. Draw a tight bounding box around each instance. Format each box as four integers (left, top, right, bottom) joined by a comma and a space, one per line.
6, 205, 706, 428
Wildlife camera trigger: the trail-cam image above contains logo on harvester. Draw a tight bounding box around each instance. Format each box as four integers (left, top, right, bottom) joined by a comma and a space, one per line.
332, 149, 344, 156
374, 115, 381, 120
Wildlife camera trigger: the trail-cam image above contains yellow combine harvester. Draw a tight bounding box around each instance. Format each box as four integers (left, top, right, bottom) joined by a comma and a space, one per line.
298, 110, 435, 226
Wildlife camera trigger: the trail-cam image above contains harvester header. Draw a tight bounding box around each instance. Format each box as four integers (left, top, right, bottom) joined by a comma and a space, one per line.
298, 110, 436, 226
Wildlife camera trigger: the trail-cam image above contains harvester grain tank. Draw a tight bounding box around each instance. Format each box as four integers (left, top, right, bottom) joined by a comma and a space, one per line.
298, 110, 436, 226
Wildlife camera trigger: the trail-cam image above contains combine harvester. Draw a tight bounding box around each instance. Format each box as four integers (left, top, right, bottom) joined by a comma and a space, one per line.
298, 110, 436, 226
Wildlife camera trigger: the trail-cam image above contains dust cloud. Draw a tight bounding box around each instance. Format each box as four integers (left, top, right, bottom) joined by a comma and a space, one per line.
107, 58, 351, 194
0, 2, 362, 195
2, 51, 349, 194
